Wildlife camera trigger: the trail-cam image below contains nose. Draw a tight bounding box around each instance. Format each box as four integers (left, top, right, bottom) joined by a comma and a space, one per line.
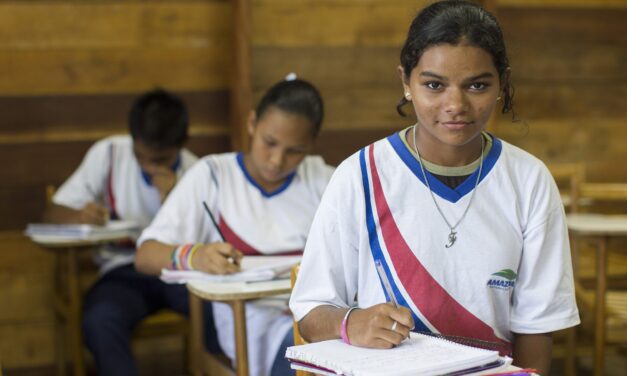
444, 88, 468, 114
269, 149, 285, 171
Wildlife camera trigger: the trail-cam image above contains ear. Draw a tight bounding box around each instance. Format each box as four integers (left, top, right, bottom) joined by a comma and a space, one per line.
397, 65, 411, 97
247, 110, 257, 136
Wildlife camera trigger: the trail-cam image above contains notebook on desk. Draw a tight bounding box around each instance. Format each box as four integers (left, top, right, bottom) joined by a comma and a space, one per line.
25, 220, 139, 243
161, 255, 301, 284
285, 332, 512, 376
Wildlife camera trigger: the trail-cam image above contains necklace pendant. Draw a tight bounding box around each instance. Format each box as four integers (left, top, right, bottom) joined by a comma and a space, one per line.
445, 230, 457, 248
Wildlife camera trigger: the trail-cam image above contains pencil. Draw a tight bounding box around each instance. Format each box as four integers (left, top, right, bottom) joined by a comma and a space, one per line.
202, 201, 238, 265
202, 201, 226, 241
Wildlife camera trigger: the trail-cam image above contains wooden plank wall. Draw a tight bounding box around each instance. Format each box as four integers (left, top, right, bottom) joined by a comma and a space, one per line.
0, 0, 626, 371
0, 0, 233, 370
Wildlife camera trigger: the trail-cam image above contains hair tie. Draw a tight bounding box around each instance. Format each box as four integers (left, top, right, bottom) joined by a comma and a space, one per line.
285, 72, 297, 81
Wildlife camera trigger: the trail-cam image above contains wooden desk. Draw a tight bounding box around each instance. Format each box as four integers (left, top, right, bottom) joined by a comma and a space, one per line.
187, 279, 291, 376
566, 213, 627, 376
30, 233, 131, 376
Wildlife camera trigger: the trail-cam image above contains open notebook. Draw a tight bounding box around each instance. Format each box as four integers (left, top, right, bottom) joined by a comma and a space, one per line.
25, 220, 139, 243
286, 332, 512, 376
161, 255, 301, 284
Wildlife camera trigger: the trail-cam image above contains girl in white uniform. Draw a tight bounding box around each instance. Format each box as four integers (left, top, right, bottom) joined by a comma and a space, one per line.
289, 2, 579, 374
136, 77, 334, 376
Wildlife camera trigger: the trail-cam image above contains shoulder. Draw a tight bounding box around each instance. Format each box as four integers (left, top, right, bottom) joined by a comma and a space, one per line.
497, 137, 554, 186
179, 148, 199, 170
297, 155, 335, 180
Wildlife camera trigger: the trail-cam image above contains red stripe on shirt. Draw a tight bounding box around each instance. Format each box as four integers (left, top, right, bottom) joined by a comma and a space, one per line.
218, 217, 302, 256
368, 144, 510, 352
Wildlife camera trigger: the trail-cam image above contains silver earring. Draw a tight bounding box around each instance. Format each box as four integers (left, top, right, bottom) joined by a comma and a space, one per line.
405, 92, 412, 100
496, 96, 502, 101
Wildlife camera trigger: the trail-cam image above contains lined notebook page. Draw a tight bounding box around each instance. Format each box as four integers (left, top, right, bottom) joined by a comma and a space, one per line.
285, 332, 499, 376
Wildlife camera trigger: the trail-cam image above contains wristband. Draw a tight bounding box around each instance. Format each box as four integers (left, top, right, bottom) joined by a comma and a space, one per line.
340, 307, 358, 345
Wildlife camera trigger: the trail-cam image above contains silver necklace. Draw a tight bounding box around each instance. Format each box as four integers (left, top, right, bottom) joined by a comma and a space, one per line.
411, 125, 484, 248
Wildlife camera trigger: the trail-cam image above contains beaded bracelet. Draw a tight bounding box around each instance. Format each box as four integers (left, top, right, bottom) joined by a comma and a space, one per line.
340, 307, 358, 345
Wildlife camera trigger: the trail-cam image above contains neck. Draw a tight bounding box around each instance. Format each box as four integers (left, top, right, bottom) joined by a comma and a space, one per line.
242, 153, 285, 193
409, 127, 484, 167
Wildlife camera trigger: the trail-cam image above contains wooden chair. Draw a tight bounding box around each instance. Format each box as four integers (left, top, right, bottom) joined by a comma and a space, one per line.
565, 181, 627, 375
45, 185, 190, 375
547, 163, 587, 376
290, 264, 315, 376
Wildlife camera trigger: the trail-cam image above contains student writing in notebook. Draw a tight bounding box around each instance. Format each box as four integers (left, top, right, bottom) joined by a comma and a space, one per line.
136, 76, 335, 376
43, 89, 221, 376
289, 1, 580, 374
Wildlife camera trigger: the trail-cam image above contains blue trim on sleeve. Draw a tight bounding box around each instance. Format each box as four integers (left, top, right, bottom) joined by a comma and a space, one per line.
387, 132, 502, 203
236, 152, 296, 198
359, 147, 429, 332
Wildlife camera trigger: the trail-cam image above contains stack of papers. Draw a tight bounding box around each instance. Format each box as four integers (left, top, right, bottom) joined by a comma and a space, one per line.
161, 255, 301, 284
286, 332, 512, 376
25, 220, 139, 243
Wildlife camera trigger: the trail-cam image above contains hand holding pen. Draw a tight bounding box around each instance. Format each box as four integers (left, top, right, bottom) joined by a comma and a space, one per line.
190, 201, 243, 274
342, 260, 414, 349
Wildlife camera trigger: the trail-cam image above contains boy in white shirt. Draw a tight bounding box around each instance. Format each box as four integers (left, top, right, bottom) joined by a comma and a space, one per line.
44, 89, 220, 375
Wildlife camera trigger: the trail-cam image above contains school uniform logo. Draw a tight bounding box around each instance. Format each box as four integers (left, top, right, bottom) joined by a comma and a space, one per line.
486, 269, 517, 290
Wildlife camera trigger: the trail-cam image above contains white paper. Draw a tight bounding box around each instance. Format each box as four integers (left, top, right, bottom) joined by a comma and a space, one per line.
161, 255, 301, 284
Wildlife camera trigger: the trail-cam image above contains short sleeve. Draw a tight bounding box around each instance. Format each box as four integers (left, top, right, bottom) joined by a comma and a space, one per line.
53, 138, 111, 209
510, 170, 580, 333
289, 157, 360, 321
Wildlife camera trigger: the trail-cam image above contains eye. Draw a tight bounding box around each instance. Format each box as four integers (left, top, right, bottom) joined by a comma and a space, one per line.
424, 81, 443, 90
469, 82, 490, 91
264, 137, 277, 147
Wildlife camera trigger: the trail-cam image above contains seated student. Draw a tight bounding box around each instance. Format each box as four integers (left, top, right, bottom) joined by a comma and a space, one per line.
289, 1, 580, 374
135, 76, 335, 376
44, 89, 221, 376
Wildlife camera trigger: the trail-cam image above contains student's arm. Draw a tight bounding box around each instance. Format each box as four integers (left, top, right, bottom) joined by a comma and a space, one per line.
135, 239, 242, 276
299, 304, 414, 349
512, 332, 552, 374
43, 202, 108, 226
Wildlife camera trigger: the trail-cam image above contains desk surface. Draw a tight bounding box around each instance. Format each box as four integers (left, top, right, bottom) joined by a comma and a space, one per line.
28, 233, 132, 248
566, 213, 627, 236
187, 278, 291, 302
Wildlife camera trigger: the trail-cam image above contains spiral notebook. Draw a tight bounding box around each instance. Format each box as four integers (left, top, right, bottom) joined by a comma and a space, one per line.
285, 332, 511, 376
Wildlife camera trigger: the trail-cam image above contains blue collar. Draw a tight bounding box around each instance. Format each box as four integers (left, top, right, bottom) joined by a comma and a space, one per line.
387, 132, 502, 203
236, 152, 296, 198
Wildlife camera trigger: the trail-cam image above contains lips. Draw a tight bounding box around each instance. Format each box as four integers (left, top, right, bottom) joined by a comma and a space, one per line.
441, 121, 471, 131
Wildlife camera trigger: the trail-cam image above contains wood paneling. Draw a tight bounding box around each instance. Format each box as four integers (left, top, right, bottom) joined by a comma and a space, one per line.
252, 0, 422, 47
0, 1, 231, 95
0, 91, 228, 140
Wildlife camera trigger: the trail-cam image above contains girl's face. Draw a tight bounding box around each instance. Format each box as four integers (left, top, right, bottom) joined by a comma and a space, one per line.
400, 43, 501, 161
246, 107, 315, 190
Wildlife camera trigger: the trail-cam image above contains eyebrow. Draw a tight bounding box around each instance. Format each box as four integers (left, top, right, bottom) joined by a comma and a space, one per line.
419, 71, 495, 81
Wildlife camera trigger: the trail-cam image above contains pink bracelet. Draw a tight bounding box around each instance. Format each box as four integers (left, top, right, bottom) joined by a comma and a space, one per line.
340, 307, 358, 345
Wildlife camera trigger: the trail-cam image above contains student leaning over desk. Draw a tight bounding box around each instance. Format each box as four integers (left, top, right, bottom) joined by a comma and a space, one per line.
289, 1, 580, 375
136, 76, 335, 376
44, 89, 222, 376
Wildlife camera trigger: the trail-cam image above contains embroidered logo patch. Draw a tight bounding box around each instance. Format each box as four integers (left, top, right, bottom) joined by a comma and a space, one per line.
487, 269, 517, 290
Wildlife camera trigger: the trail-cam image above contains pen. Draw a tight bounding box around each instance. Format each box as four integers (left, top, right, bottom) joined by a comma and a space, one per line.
374, 259, 399, 308
202, 201, 238, 265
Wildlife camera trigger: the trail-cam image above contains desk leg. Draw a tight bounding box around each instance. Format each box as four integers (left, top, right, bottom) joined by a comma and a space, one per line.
594, 237, 608, 376
67, 248, 85, 376
189, 292, 204, 376
231, 300, 249, 376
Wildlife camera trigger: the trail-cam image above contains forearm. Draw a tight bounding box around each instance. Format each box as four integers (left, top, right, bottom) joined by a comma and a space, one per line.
43, 203, 83, 224
135, 239, 177, 276
298, 305, 346, 343
512, 332, 553, 375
